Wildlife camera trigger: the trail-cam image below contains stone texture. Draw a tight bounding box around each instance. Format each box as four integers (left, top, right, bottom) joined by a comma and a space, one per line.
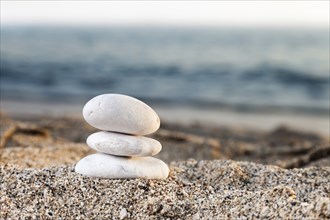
87, 131, 161, 157
75, 153, 169, 179
83, 94, 160, 135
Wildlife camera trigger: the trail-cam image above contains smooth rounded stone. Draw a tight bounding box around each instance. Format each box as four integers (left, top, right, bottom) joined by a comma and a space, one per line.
87, 131, 162, 157
75, 153, 169, 179
83, 94, 160, 135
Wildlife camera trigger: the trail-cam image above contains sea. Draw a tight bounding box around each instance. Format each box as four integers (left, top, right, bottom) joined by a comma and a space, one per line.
1, 26, 329, 115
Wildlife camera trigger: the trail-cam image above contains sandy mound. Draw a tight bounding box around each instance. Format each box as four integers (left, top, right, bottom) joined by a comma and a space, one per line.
1, 160, 329, 219
1, 113, 329, 218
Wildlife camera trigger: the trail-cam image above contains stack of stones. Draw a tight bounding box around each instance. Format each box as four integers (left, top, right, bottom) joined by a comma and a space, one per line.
75, 94, 169, 180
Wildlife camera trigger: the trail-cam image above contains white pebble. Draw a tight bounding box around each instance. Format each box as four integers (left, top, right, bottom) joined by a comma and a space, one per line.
83, 94, 160, 135
87, 131, 162, 157
75, 153, 169, 179
119, 208, 128, 220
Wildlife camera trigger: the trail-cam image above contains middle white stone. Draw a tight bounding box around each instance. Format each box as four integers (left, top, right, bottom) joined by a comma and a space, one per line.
87, 131, 162, 157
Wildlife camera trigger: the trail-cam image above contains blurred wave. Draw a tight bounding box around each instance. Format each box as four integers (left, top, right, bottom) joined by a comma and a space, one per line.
1, 26, 329, 115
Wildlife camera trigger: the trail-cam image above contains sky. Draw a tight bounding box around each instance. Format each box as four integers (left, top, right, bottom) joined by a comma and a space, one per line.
1, 1, 329, 27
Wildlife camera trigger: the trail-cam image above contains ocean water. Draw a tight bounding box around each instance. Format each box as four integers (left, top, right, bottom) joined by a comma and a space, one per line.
1, 26, 329, 115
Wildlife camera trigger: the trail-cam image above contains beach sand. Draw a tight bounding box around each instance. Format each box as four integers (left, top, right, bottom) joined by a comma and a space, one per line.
2, 161, 329, 219
1, 112, 329, 218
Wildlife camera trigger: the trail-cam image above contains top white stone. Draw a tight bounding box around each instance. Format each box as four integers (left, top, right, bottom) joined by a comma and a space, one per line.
83, 94, 160, 135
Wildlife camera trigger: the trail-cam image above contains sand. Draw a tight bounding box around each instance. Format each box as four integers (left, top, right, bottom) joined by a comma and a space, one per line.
1, 113, 329, 219
1, 161, 329, 219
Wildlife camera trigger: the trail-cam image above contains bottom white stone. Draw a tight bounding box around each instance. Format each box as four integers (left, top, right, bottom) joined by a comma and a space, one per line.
75, 153, 169, 179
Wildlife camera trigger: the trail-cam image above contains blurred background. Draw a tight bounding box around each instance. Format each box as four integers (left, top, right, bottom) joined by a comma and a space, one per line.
1, 1, 329, 135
